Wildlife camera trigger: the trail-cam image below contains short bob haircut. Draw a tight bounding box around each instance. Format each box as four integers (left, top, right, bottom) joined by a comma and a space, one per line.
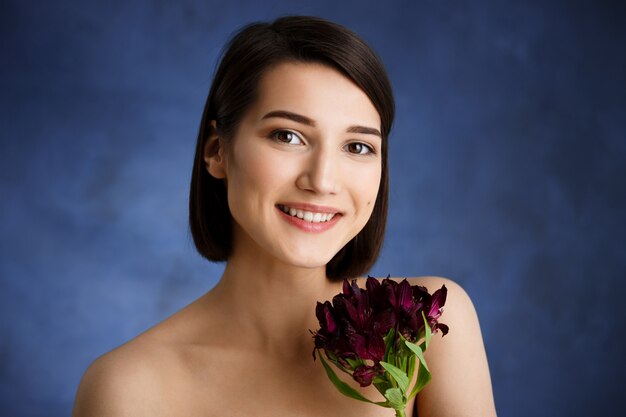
189, 16, 395, 280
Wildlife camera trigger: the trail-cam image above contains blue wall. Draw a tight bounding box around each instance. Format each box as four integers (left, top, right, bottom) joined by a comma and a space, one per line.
1, 1, 624, 416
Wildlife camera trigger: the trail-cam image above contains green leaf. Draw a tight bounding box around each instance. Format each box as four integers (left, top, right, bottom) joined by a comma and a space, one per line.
384, 328, 395, 362
404, 340, 433, 400
384, 387, 406, 409
374, 379, 391, 395
407, 354, 416, 386
380, 361, 410, 394
422, 311, 432, 349
346, 357, 364, 369
323, 351, 354, 377
408, 359, 432, 400
318, 353, 390, 407
404, 341, 430, 373
400, 355, 407, 375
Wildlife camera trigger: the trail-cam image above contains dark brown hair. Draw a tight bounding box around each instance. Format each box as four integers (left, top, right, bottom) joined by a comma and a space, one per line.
189, 16, 395, 280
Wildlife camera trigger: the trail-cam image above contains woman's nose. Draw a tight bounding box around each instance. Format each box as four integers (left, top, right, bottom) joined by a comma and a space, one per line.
295, 147, 341, 195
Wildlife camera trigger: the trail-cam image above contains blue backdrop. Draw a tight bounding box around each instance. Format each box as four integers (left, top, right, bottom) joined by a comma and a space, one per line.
1, 1, 624, 416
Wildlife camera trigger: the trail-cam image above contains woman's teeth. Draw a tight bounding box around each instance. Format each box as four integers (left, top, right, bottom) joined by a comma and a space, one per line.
278, 205, 336, 223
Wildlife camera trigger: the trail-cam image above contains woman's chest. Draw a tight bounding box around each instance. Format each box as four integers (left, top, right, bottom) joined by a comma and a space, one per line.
161, 351, 415, 417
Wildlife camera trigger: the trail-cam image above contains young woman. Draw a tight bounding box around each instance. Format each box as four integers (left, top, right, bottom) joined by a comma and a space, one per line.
73, 16, 497, 417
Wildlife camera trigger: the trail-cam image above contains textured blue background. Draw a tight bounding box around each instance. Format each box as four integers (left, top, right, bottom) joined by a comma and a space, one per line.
1, 1, 624, 416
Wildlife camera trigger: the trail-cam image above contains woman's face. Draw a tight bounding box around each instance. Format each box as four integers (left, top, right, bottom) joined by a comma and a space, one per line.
208, 62, 382, 271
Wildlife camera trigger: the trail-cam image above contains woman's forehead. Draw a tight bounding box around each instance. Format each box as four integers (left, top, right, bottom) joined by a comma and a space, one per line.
248, 62, 381, 130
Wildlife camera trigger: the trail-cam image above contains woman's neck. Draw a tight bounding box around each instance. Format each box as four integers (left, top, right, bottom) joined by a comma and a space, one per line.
205, 247, 342, 359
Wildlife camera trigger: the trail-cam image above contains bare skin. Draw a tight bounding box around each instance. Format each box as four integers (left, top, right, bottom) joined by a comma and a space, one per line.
73, 63, 497, 416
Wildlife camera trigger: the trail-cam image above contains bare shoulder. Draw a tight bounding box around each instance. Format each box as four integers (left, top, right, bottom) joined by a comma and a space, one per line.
72, 336, 174, 417
403, 276, 498, 417
72, 293, 226, 417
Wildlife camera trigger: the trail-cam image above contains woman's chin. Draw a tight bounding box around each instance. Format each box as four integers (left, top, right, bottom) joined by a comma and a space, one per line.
273, 249, 336, 271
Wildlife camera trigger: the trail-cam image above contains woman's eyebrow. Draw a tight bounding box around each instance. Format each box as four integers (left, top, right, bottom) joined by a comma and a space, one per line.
262, 110, 315, 126
346, 125, 382, 138
261, 110, 381, 138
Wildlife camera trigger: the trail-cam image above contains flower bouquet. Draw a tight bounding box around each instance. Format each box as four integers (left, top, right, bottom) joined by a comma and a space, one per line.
312, 277, 448, 417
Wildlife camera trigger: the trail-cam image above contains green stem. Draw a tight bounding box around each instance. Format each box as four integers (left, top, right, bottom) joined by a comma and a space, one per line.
394, 408, 407, 417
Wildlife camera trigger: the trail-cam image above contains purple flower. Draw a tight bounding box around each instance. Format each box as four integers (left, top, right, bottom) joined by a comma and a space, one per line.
353, 363, 384, 387
366, 277, 449, 341
312, 277, 448, 387
413, 282, 449, 337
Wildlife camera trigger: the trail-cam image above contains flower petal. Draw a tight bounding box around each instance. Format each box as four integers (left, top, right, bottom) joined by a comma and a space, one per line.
372, 309, 396, 335
353, 365, 381, 387
349, 333, 369, 359
368, 333, 386, 361
428, 285, 448, 318
366, 276, 380, 292
398, 279, 414, 309
435, 323, 449, 336
343, 279, 352, 296
324, 305, 337, 334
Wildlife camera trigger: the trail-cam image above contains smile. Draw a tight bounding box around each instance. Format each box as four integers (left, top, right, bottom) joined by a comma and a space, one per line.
277, 204, 337, 223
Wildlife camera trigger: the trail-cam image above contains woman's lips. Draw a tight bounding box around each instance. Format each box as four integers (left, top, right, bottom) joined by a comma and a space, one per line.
276, 205, 342, 233
277, 202, 341, 214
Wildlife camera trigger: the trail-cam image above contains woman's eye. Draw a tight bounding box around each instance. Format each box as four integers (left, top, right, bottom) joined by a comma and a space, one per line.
346, 142, 375, 155
270, 130, 304, 145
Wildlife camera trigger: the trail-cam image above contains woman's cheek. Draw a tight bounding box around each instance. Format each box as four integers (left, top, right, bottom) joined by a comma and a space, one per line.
360, 166, 382, 204
231, 144, 280, 186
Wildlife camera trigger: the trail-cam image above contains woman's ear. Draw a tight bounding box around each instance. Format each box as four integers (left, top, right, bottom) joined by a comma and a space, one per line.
203, 120, 227, 179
